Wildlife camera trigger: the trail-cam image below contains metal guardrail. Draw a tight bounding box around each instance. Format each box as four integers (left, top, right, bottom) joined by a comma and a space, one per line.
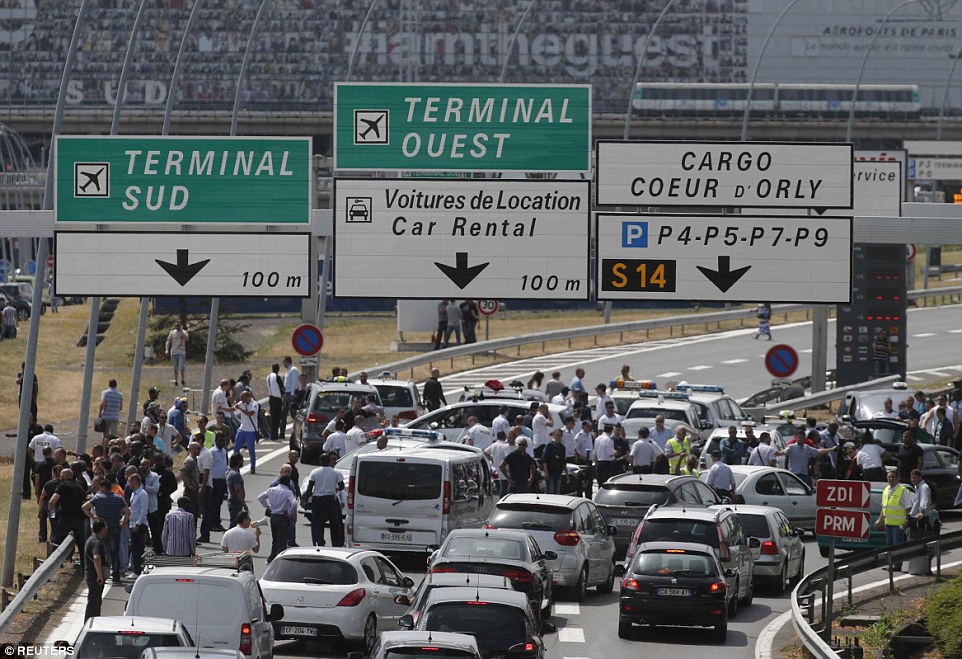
354, 285, 962, 382
0, 534, 75, 636
762, 375, 901, 414
792, 529, 962, 658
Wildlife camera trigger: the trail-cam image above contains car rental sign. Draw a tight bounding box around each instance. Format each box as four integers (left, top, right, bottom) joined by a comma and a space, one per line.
333, 83, 591, 172
595, 141, 853, 209
333, 178, 589, 299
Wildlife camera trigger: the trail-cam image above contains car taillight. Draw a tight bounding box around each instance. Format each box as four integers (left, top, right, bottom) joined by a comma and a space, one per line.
710, 581, 726, 594
760, 541, 779, 556
443, 481, 451, 515
622, 578, 640, 591
524, 643, 534, 652
336, 588, 366, 607
553, 531, 581, 547
482, 524, 497, 529
306, 412, 321, 424
431, 566, 457, 573
239, 623, 252, 655
400, 410, 418, 420
347, 476, 354, 510
503, 569, 533, 583
717, 525, 731, 562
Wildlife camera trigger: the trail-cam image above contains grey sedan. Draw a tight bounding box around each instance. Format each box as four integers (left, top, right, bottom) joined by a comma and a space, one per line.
702, 465, 818, 530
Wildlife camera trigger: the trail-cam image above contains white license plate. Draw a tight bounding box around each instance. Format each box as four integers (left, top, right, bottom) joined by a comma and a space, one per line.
657, 587, 692, 597
281, 625, 317, 637
613, 518, 637, 526
381, 532, 413, 543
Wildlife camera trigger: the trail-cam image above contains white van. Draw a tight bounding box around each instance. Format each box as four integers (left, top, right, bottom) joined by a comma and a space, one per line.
125, 567, 283, 659
347, 445, 496, 553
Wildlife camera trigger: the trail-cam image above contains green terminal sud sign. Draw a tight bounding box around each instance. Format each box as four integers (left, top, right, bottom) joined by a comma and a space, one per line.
55, 136, 312, 224
334, 83, 591, 172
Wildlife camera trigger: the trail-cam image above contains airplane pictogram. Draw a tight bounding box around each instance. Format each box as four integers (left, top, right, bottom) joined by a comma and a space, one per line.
354, 110, 389, 145
78, 166, 106, 193
74, 162, 110, 198
358, 116, 384, 141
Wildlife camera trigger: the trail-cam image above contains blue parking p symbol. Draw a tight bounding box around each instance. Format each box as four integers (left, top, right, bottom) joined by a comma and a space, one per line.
622, 221, 648, 248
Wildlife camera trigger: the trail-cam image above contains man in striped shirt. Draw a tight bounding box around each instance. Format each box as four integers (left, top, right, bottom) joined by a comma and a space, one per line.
82, 477, 129, 584
98, 379, 124, 440
162, 497, 197, 557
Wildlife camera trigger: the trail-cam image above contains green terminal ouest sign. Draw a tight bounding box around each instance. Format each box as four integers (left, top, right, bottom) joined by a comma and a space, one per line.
334, 83, 591, 172
55, 135, 312, 223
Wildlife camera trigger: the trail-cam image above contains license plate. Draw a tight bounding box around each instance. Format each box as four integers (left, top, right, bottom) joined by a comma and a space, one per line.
381, 532, 413, 543
613, 518, 637, 526
657, 587, 691, 597
281, 625, 317, 637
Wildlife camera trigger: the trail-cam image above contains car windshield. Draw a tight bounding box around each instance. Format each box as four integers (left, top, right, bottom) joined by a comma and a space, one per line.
627, 407, 689, 423
442, 537, 523, 560
422, 603, 526, 653
312, 390, 369, 413
594, 483, 670, 507
375, 384, 414, 407
736, 513, 772, 539
357, 462, 442, 500
262, 556, 358, 585
633, 551, 717, 577
488, 503, 572, 532
854, 392, 901, 419
637, 519, 719, 548
385, 651, 477, 659
76, 632, 182, 658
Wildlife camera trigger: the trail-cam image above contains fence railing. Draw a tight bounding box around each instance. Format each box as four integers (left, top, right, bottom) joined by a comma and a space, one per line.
792, 529, 962, 658
354, 285, 962, 383
0, 534, 75, 636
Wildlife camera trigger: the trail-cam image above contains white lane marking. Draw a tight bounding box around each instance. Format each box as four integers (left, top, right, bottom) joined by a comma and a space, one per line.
722, 358, 748, 364
554, 603, 581, 616
558, 627, 586, 643
913, 332, 937, 338
800, 348, 813, 354
689, 365, 713, 371
907, 375, 924, 382
657, 371, 682, 378
950, 329, 962, 334
754, 558, 962, 659
925, 370, 954, 378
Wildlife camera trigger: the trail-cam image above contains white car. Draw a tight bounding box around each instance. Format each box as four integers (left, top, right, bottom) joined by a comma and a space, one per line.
703, 465, 818, 530
717, 504, 805, 594
367, 377, 426, 422
353, 631, 482, 659
622, 390, 706, 439
73, 617, 193, 659
698, 424, 788, 469
259, 547, 415, 653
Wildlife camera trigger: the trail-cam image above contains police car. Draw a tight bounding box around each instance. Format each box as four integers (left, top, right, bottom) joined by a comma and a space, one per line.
597, 380, 660, 416
621, 390, 706, 439
673, 383, 755, 439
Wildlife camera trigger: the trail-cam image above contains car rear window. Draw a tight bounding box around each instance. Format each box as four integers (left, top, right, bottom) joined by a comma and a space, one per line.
357, 462, 442, 500
637, 518, 719, 548
312, 390, 369, 413
76, 632, 182, 658
489, 503, 572, 532
375, 384, 414, 407
262, 556, 358, 585
442, 537, 523, 561
595, 483, 670, 507
633, 551, 717, 577
422, 603, 526, 653
736, 514, 772, 539
386, 651, 477, 659
627, 407, 689, 423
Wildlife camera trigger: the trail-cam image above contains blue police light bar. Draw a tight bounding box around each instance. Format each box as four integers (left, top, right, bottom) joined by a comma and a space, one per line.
636, 390, 690, 401
384, 427, 441, 441
674, 383, 725, 394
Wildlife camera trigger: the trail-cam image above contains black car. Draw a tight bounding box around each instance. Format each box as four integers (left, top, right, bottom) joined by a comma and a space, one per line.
593, 474, 722, 554
0, 291, 31, 320
618, 541, 732, 642
428, 528, 555, 624
401, 586, 544, 659
851, 419, 962, 508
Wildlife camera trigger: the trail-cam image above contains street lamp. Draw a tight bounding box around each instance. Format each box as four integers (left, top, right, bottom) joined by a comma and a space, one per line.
500, 1, 537, 84
846, 0, 921, 142
622, 0, 677, 140
741, 0, 804, 142
936, 45, 962, 140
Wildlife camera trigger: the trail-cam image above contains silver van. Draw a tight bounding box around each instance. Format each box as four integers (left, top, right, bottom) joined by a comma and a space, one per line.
347, 445, 495, 552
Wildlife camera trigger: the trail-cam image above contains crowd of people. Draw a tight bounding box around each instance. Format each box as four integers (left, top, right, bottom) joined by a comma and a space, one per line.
1, 0, 749, 112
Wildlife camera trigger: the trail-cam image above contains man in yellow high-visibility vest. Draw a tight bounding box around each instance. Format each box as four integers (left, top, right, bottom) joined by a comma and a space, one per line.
877, 470, 913, 572
665, 425, 696, 475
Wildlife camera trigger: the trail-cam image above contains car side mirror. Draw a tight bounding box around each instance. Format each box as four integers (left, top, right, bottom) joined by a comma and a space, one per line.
394, 594, 411, 606
840, 415, 853, 424
794, 528, 805, 538
543, 550, 558, 561
748, 537, 761, 549
347, 652, 365, 659
614, 563, 626, 576
724, 568, 737, 578
700, 420, 713, 430
720, 496, 732, 505
268, 604, 284, 622
608, 525, 618, 537
398, 614, 415, 630
402, 576, 415, 589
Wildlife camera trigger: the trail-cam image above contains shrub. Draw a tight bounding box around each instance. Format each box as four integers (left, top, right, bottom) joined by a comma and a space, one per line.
926, 572, 962, 658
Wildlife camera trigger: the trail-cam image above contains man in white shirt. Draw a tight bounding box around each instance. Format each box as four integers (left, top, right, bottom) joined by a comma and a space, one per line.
283, 356, 300, 422
484, 431, 514, 497
211, 379, 234, 421
221, 511, 261, 553
302, 453, 345, 547
572, 419, 595, 498
464, 416, 493, 451
560, 417, 577, 458
594, 383, 614, 419
28, 425, 62, 463
531, 404, 553, 457
648, 416, 673, 451
856, 437, 889, 482
344, 416, 368, 454
265, 365, 285, 442
705, 450, 736, 499
322, 420, 348, 459
873, 398, 899, 420
491, 406, 512, 439
747, 432, 779, 467
596, 399, 622, 430
233, 390, 260, 474
594, 424, 617, 486
629, 427, 660, 474
551, 387, 573, 412
322, 408, 346, 440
